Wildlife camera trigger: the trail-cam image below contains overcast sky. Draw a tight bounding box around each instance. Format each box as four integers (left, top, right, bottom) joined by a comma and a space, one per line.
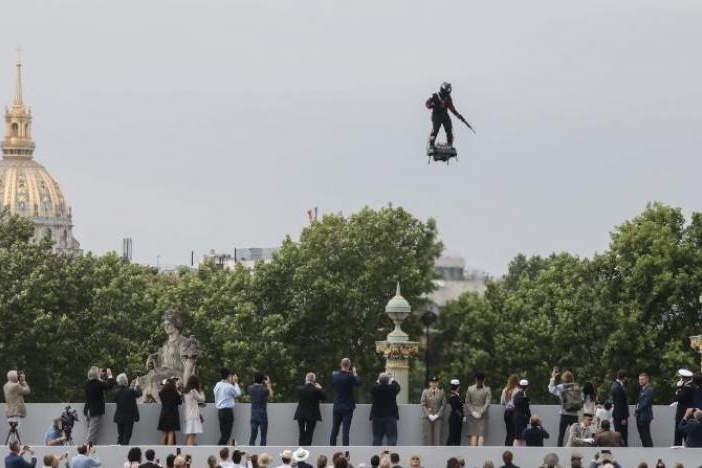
2, 1, 701, 275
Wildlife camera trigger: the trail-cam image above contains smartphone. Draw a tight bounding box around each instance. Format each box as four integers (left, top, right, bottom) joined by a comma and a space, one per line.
553, 366, 559, 373
176, 448, 181, 456
345, 451, 350, 459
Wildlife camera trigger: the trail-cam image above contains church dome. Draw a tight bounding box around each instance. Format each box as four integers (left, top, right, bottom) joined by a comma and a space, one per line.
0, 57, 80, 253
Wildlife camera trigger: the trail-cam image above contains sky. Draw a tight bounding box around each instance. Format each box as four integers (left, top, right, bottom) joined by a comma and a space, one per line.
2, 0, 701, 275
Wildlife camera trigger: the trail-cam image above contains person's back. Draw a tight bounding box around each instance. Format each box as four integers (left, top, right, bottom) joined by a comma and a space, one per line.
498, 450, 519, 468
333, 370, 359, 411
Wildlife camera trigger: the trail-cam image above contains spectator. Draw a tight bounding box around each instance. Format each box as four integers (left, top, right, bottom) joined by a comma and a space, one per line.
205, 455, 218, 468
317, 455, 329, 468
370, 372, 401, 446
84, 366, 115, 444
157, 378, 182, 445
548, 369, 583, 447
541, 453, 560, 468
250, 455, 260, 468
4, 441, 36, 468
567, 413, 596, 447
173, 456, 186, 468
42, 453, 68, 468
165, 454, 176, 468
610, 370, 629, 446
124, 447, 142, 468
219, 447, 234, 468
523, 415, 550, 446
466, 371, 491, 446
595, 402, 613, 431
446, 379, 464, 446
500, 374, 519, 446
409, 455, 422, 468
182, 375, 205, 446
569, 453, 583, 468
635, 372, 654, 447
3, 370, 30, 435
595, 420, 623, 447
231, 450, 247, 468
71, 444, 101, 468
587, 451, 622, 468
329, 358, 361, 446
390, 453, 402, 468
277, 450, 293, 468
447, 458, 461, 468
292, 448, 312, 468
139, 449, 160, 468
677, 407, 702, 447
248, 372, 274, 446
214, 368, 241, 445
44, 418, 67, 446
294, 372, 326, 446
498, 451, 519, 468
420, 375, 445, 446
512, 379, 531, 447
259, 454, 272, 468
334, 456, 349, 468
674, 369, 695, 446
582, 382, 597, 415
114, 373, 142, 446
483, 463, 494, 468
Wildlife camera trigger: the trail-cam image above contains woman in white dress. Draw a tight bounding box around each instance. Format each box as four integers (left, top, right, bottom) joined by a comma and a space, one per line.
183, 374, 205, 445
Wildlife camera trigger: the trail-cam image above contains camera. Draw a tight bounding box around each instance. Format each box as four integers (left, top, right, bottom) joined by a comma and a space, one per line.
59, 405, 79, 442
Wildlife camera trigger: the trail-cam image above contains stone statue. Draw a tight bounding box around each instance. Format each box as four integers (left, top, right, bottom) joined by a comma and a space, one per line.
138, 310, 202, 403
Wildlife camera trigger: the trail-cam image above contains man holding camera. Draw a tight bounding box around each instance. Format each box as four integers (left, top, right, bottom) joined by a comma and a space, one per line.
214, 368, 242, 445
548, 368, 583, 447
370, 372, 401, 446
248, 372, 274, 446
329, 358, 361, 446
83, 366, 115, 445
71, 444, 101, 468
677, 407, 702, 447
4, 441, 35, 468
4, 370, 30, 433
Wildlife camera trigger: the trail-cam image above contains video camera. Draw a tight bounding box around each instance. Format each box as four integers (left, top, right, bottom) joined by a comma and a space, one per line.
59, 405, 79, 441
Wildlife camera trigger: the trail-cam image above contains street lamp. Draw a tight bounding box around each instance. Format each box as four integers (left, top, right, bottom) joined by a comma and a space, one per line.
421, 305, 438, 386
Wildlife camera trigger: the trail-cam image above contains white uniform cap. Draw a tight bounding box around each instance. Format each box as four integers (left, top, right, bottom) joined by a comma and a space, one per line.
519, 379, 529, 386
678, 368, 693, 378
450, 379, 460, 386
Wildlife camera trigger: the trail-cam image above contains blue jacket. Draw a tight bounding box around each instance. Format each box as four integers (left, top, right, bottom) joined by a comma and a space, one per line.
635, 386, 654, 422
331, 370, 361, 412
678, 418, 702, 447
4, 453, 36, 468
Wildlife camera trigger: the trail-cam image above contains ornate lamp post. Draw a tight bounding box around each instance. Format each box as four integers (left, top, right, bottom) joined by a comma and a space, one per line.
376, 283, 419, 404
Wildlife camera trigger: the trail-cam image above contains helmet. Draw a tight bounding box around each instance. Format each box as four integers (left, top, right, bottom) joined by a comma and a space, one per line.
440, 82, 452, 94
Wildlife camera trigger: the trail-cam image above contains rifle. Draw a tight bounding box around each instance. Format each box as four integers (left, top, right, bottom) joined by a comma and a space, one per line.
458, 115, 476, 134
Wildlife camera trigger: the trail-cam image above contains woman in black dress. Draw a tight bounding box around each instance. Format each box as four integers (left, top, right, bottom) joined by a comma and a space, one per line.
446, 379, 465, 446
158, 378, 182, 445
512, 379, 531, 447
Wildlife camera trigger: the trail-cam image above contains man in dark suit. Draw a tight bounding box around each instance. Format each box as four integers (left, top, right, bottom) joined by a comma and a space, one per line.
113, 373, 142, 445
635, 372, 654, 447
329, 357, 361, 446
610, 369, 629, 446
83, 366, 116, 444
370, 372, 401, 446
138, 449, 161, 468
294, 372, 327, 446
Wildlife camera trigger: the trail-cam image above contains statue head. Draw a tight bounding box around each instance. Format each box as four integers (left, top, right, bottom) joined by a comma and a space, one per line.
162, 310, 183, 333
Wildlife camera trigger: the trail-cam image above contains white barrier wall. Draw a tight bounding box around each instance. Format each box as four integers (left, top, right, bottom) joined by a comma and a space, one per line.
0, 403, 680, 448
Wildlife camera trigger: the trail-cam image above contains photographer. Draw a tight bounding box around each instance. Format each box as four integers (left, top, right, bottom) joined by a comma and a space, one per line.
71, 444, 101, 468
4, 370, 31, 430
44, 418, 67, 446
114, 373, 142, 445
677, 407, 702, 447
4, 441, 35, 468
248, 372, 273, 446
83, 366, 115, 445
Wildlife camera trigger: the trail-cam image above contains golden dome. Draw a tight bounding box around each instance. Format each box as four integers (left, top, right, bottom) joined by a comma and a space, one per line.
0, 55, 79, 252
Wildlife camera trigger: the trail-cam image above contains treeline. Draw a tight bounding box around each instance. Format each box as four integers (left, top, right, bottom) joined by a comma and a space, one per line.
436, 202, 702, 405
1, 203, 700, 405
0, 206, 441, 402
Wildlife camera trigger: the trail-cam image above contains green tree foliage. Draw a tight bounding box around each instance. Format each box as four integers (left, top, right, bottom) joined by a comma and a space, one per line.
436, 202, 701, 404
0, 206, 441, 402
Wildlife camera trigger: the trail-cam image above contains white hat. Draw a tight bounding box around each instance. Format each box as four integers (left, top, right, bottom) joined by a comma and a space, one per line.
292, 447, 310, 462
679, 368, 693, 378
519, 379, 529, 386
280, 450, 294, 460
450, 379, 460, 386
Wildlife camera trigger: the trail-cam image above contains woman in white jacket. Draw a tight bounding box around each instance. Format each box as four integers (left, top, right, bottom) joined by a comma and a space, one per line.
183, 375, 205, 445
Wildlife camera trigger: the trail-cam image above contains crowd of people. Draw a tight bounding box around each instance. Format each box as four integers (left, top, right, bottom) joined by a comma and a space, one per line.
5, 362, 702, 449
3, 443, 693, 468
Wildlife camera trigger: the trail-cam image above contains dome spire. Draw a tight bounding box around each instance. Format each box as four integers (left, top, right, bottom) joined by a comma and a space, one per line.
14, 47, 23, 107
2, 52, 35, 159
